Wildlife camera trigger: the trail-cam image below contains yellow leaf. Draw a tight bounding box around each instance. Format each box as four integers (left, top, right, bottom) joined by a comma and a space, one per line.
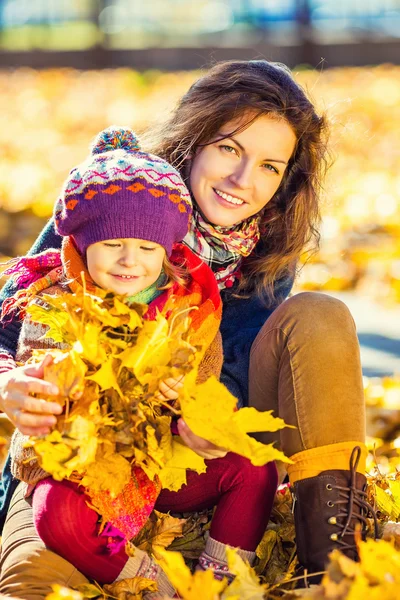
74, 583, 102, 598
181, 375, 291, 466
27, 302, 69, 344
233, 407, 288, 434
156, 549, 227, 600
221, 548, 266, 600
87, 358, 122, 395
44, 350, 87, 399
33, 430, 75, 481
103, 576, 157, 600
119, 314, 170, 380
81, 453, 132, 497
373, 484, 400, 520
46, 585, 83, 600
159, 437, 207, 492
255, 529, 277, 574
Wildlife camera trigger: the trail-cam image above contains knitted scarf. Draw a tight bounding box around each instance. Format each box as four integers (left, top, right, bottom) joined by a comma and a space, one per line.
183, 208, 261, 289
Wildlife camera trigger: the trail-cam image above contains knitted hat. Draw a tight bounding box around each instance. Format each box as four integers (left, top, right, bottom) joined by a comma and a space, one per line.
54, 126, 192, 256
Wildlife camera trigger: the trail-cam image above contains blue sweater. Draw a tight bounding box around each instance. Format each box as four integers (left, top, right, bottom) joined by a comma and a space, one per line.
0, 218, 294, 530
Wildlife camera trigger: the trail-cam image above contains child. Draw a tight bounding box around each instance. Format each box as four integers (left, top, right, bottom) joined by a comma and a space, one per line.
5, 127, 278, 598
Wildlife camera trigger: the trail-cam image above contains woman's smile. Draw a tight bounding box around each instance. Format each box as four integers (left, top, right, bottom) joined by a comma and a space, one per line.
213, 188, 246, 207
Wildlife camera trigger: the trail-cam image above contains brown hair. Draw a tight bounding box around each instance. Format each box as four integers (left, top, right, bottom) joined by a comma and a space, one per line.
145, 60, 330, 306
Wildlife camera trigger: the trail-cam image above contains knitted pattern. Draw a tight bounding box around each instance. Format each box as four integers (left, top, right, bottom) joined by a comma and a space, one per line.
54, 126, 192, 255
198, 536, 256, 583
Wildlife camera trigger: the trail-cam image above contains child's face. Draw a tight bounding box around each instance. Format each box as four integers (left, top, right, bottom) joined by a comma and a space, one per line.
86, 238, 166, 296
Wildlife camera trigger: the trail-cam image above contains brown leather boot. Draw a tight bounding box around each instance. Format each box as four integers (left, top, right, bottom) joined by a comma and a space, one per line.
292, 446, 378, 580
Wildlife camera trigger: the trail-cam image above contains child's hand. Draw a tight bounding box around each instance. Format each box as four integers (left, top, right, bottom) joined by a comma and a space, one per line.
157, 375, 184, 402
177, 418, 227, 460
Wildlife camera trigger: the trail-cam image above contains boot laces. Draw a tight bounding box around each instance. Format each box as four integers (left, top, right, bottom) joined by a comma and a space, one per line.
329, 446, 379, 552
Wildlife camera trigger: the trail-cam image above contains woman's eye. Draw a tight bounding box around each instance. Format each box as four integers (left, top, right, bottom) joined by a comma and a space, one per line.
140, 246, 156, 252
103, 243, 120, 248
263, 163, 279, 174
219, 144, 238, 155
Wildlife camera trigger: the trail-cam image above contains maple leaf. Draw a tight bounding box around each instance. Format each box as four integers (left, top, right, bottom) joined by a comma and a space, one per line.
103, 577, 157, 600
119, 313, 171, 381
46, 585, 83, 600
43, 350, 87, 400
27, 301, 69, 344
81, 453, 132, 497
221, 548, 267, 600
180, 373, 291, 467
87, 357, 123, 396
156, 549, 228, 600
159, 437, 207, 492
131, 510, 186, 560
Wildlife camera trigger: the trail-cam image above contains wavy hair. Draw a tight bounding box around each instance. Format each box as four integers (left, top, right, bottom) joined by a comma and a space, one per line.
144, 60, 330, 305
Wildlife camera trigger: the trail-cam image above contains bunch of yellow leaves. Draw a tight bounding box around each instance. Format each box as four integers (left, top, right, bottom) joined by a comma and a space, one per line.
26, 285, 289, 505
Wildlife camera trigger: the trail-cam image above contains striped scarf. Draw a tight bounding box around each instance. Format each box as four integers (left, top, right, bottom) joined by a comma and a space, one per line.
183, 209, 260, 290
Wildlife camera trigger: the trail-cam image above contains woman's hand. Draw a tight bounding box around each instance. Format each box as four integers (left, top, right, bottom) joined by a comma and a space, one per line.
157, 375, 185, 402
0, 354, 62, 436
177, 418, 227, 460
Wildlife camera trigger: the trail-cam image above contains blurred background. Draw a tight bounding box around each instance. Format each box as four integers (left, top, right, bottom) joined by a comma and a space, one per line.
0, 0, 400, 467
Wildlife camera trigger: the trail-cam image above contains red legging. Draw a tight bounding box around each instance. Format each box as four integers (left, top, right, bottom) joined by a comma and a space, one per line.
32, 453, 278, 583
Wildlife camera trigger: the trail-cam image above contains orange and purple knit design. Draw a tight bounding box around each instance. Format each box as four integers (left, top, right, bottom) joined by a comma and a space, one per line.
54, 126, 192, 256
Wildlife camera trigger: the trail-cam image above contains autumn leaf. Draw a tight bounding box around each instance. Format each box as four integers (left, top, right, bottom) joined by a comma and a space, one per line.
81, 453, 132, 497
74, 584, 102, 598
44, 350, 87, 399
27, 301, 69, 344
159, 437, 207, 492
132, 510, 186, 560
180, 374, 291, 467
86, 356, 123, 395
119, 313, 170, 381
156, 549, 228, 600
255, 529, 277, 575
46, 585, 83, 600
221, 548, 267, 600
103, 577, 157, 600
371, 478, 400, 521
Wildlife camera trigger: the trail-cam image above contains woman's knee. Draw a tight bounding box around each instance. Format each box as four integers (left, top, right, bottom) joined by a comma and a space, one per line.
286, 292, 355, 328
269, 291, 357, 346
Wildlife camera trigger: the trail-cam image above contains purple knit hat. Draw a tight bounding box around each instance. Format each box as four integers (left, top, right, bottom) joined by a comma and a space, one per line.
54, 126, 192, 256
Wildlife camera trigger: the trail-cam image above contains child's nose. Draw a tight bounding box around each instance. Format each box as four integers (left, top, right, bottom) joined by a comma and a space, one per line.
119, 250, 138, 267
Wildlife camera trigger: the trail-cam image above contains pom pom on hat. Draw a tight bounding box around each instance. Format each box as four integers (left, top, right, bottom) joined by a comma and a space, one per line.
91, 126, 141, 155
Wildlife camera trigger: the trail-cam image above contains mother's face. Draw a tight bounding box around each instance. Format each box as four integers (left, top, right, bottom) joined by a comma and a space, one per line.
189, 114, 297, 227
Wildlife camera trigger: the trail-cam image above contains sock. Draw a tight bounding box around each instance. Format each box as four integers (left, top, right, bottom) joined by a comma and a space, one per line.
115, 546, 175, 598
287, 441, 368, 484
197, 536, 256, 582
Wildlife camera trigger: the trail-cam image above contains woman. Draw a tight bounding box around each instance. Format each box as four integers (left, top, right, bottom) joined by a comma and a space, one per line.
0, 60, 371, 595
